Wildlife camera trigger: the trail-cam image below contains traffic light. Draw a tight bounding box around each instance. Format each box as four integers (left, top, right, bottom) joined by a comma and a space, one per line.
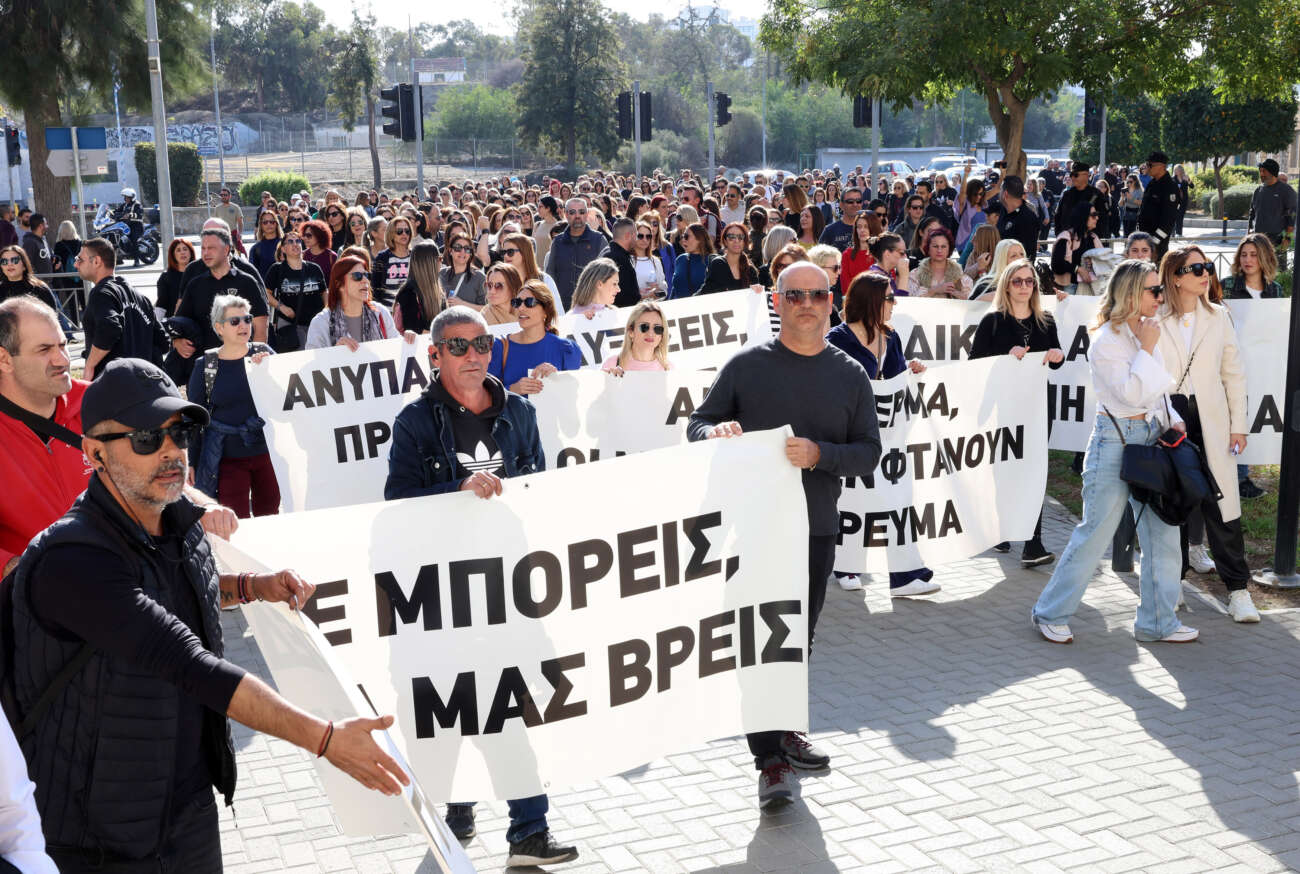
853, 96, 873, 128
639, 91, 653, 142
398, 83, 418, 142
617, 91, 633, 140
4, 127, 19, 166
715, 91, 732, 127
1084, 91, 1103, 137
380, 85, 403, 139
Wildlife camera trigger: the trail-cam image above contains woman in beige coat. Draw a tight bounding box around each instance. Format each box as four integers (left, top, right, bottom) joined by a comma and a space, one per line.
1156, 245, 1259, 623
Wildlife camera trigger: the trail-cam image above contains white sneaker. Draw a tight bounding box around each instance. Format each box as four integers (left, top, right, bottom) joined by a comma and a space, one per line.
1032, 614, 1073, 644
836, 574, 862, 591
1155, 624, 1199, 643
890, 578, 940, 597
1188, 544, 1215, 574
1227, 590, 1261, 623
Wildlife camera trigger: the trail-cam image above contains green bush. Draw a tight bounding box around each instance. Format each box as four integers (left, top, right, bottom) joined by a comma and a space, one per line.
1190, 165, 1259, 193
1277, 270, 1292, 297
239, 171, 310, 206
1204, 183, 1257, 220
134, 142, 203, 207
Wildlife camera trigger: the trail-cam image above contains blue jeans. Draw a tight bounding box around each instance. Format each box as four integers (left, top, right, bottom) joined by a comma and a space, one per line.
454, 794, 548, 843
1032, 415, 1183, 640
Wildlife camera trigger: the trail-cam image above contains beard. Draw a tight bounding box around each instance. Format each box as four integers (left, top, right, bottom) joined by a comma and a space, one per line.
111, 455, 188, 510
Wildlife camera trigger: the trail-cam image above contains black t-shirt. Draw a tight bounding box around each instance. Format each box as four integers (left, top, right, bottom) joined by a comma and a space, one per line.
177, 269, 270, 350
432, 378, 505, 480
265, 260, 325, 327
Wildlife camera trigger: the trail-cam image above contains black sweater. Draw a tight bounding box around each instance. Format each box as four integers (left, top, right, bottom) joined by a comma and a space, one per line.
970, 310, 1065, 369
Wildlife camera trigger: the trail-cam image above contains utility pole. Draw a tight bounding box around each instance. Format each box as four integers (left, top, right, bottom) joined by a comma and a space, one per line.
761, 52, 768, 167
633, 79, 642, 183
871, 98, 881, 182
1098, 104, 1108, 176
144, 0, 173, 247
209, 11, 225, 189
409, 17, 424, 198
707, 79, 715, 184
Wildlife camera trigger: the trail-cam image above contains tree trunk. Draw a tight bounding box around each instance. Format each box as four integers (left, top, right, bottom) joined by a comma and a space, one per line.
1214, 156, 1227, 234
981, 83, 1029, 180
367, 94, 382, 189
23, 87, 72, 230
256, 77, 265, 113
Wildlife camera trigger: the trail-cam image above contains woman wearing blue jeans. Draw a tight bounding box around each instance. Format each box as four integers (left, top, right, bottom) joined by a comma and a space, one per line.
1032, 259, 1197, 644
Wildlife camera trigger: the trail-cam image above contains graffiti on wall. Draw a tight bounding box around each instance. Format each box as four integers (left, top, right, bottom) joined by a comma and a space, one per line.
107, 123, 255, 155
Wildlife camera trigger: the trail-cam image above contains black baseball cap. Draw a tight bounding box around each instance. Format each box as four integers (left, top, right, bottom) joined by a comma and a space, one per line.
1147, 151, 1169, 166
82, 359, 209, 433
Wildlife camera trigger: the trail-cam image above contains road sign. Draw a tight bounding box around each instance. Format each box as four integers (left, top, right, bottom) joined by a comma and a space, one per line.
198, 143, 219, 157
44, 126, 109, 178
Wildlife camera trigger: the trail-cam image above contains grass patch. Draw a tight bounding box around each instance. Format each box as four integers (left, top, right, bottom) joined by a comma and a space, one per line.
1046, 450, 1083, 517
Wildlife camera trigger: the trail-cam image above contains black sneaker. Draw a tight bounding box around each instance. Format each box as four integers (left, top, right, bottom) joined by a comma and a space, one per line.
993, 541, 1011, 553
757, 756, 796, 809
1021, 539, 1056, 568
1239, 478, 1267, 499
507, 830, 579, 867
444, 804, 476, 840
780, 730, 831, 769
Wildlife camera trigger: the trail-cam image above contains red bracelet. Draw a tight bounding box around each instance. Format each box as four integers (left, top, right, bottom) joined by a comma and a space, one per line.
238, 573, 251, 604
316, 720, 334, 757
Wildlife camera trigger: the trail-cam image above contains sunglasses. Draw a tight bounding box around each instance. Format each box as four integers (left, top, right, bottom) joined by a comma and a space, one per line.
500, 247, 521, 257
782, 289, 831, 304
224, 314, 254, 326
260, 218, 278, 225
0, 256, 21, 266
290, 217, 306, 224
485, 280, 509, 291
437, 335, 494, 356
328, 211, 342, 218
635, 234, 652, 240
884, 294, 896, 302
1010, 276, 1036, 288
1145, 284, 1165, 297
450, 244, 472, 254
394, 228, 411, 236
97, 422, 201, 455
724, 233, 746, 241
282, 237, 302, 247
909, 205, 923, 210
635, 322, 665, 335
1176, 262, 1210, 277
843, 198, 862, 204
347, 271, 369, 282
510, 296, 541, 308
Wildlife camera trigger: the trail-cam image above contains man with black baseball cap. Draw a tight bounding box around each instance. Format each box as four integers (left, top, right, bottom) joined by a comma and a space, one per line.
1250, 157, 1296, 270
1137, 151, 1179, 259
10, 357, 409, 873
1053, 162, 1106, 235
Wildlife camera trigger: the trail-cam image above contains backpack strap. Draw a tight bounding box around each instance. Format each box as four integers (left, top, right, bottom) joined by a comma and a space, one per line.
17, 643, 93, 738
0, 393, 82, 450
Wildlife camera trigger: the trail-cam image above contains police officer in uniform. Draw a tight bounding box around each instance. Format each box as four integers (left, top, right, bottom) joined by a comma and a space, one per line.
1052, 163, 1106, 234
995, 176, 1043, 265
1137, 151, 1179, 260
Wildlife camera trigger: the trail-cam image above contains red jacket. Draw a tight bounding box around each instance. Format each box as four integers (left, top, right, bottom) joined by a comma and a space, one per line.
0, 380, 91, 570
841, 247, 876, 296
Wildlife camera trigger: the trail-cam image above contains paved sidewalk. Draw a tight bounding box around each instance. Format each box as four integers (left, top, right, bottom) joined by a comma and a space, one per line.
218, 498, 1300, 872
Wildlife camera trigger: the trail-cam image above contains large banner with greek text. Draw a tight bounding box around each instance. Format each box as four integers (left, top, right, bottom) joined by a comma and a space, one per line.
834, 354, 1050, 573
890, 297, 1288, 463
248, 290, 772, 511
216, 430, 809, 802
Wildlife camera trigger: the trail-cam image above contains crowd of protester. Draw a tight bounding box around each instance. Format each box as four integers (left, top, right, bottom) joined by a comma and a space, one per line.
0, 151, 1292, 870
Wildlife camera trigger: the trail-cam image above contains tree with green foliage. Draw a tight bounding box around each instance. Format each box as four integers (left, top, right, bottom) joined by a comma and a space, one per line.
0, 0, 205, 224
214, 0, 337, 113
760, 0, 1300, 179
517, 0, 626, 171
328, 10, 383, 189
432, 85, 517, 141
1162, 87, 1298, 221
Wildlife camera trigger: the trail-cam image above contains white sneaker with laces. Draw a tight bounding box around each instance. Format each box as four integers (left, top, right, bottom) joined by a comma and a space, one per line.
1188, 544, 1215, 574
1155, 624, 1199, 643
890, 578, 941, 597
836, 574, 862, 591
1032, 614, 1073, 644
1227, 590, 1261, 623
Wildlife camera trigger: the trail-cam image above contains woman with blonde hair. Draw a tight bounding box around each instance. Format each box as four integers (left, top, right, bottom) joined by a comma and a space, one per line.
570, 257, 620, 316
969, 237, 1025, 301
757, 224, 797, 287
1222, 232, 1282, 300
393, 240, 446, 334
971, 257, 1066, 566
603, 301, 672, 374
1031, 259, 1193, 644
1155, 246, 1258, 622
961, 222, 1001, 279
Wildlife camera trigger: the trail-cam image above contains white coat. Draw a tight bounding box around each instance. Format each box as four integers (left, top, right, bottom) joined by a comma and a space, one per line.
1156, 301, 1247, 521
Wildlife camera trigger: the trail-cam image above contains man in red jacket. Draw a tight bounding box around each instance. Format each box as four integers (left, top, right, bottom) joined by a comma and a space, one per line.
0, 296, 237, 576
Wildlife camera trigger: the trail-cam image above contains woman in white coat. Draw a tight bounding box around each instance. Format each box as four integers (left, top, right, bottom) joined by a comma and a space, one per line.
1156, 245, 1259, 623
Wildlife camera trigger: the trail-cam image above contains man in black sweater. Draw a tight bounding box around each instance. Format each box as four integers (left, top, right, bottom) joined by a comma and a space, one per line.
76, 237, 169, 379
688, 261, 882, 810
176, 227, 269, 352
600, 217, 642, 308
1053, 163, 1106, 234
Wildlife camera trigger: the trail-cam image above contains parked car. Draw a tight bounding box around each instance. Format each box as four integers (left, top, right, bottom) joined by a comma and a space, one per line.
926, 155, 976, 175
871, 160, 916, 179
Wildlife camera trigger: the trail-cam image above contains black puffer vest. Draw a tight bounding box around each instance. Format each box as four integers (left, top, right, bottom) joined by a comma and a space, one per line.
11, 476, 236, 859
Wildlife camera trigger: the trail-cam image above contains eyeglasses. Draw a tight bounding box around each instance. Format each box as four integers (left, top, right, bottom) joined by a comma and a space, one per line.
884, 294, 896, 303
327, 211, 342, 218
909, 205, 924, 211
260, 218, 278, 225
347, 271, 369, 282
1176, 262, 1211, 277
1088, 213, 1098, 218
874, 211, 888, 218
437, 335, 494, 356
1010, 276, 1036, 288
0, 256, 21, 266
97, 422, 201, 455
566, 209, 588, 216
1145, 284, 1165, 297
843, 198, 862, 204
350, 219, 366, 227
290, 217, 306, 224
511, 296, 541, 308
450, 244, 472, 254
282, 237, 302, 247
394, 228, 411, 237
782, 289, 831, 304
500, 247, 521, 257
485, 281, 509, 291
635, 322, 665, 335
824, 264, 841, 273
724, 233, 746, 241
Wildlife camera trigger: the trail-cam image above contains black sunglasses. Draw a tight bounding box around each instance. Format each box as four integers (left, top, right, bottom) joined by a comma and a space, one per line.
1145, 284, 1165, 297
511, 296, 541, 308
394, 228, 411, 236
224, 314, 254, 326
97, 422, 201, 455
348, 271, 369, 282
437, 335, 494, 356
1176, 262, 1210, 277
884, 294, 896, 302
635, 322, 664, 335
450, 244, 472, 254
843, 198, 862, 204
500, 247, 521, 257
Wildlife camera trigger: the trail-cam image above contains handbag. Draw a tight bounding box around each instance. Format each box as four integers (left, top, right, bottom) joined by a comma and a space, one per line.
1168, 334, 1204, 439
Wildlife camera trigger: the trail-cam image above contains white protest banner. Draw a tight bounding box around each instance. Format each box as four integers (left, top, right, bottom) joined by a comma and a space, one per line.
835, 354, 1049, 573
488, 288, 772, 370
529, 369, 714, 468
889, 296, 1288, 461
248, 291, 773, 511
220, 430, 809, 802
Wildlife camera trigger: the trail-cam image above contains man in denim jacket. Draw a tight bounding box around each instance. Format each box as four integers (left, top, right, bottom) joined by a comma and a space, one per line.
382, 307, 576, 868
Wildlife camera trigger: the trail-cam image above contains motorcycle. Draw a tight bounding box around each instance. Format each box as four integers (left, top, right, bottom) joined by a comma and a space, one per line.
93, 203, 161, 266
